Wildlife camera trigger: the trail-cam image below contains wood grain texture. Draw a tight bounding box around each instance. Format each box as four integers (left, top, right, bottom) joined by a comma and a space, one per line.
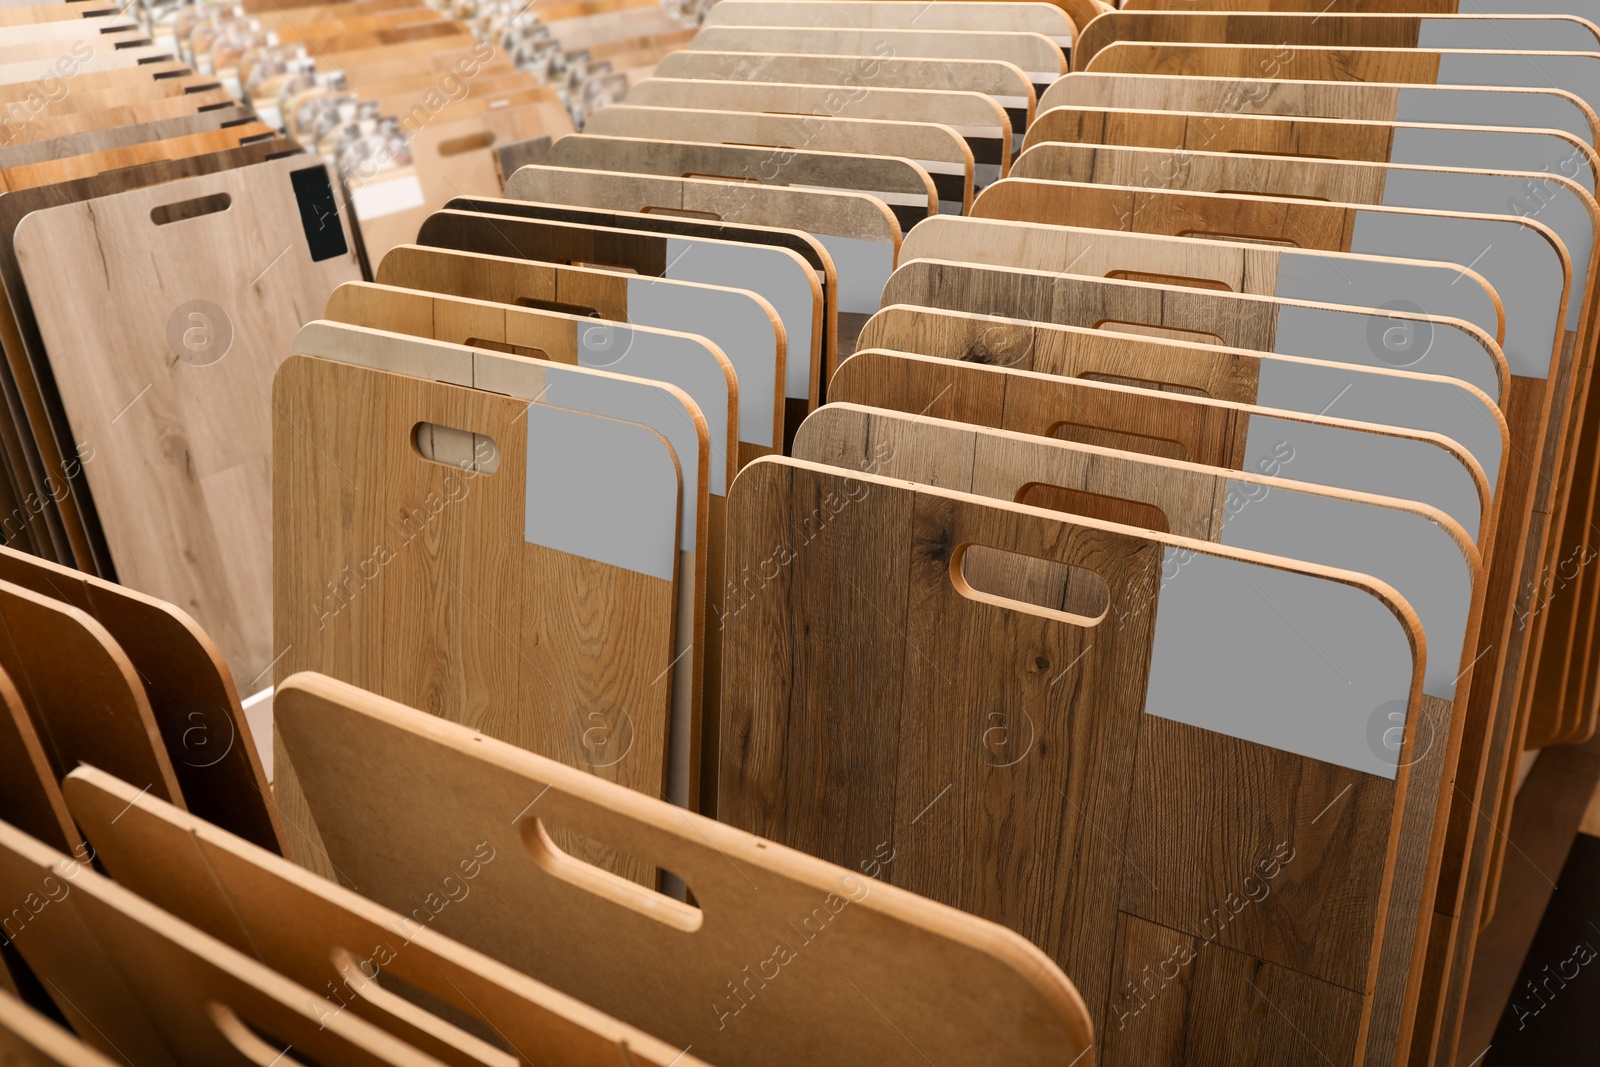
0, 659, 77, 855
421, 203, 829, 421
62, 766, 717, 1067
1072, 12, 1598, 69
0, 818, 452, 1066
544, 134, 936, 230
376, 242, 787, 460
13, 155, 361, 686
690, 25, 1065, 83
273, 353, 689, 886
585, 105, 976, 210
719, 456, 1420, 1063
0, 137, 299, 573
0, 579, 183, 808
273, 670, 1097, 1066
0, 545, 282, 855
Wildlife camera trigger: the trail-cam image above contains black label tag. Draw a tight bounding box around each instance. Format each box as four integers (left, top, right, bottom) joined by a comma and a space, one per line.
290, 164, 350, 263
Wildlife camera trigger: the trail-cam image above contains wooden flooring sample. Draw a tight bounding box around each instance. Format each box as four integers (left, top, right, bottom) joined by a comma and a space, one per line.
12, 155, 361, 686
720, 456, 1421, 1065
273, 670, 1096, 1066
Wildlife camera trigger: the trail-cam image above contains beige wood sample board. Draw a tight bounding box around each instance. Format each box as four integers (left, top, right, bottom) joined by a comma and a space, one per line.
0, 817, 452, 1066
62, 765, 716, 1067
12, 155, 361, 687
274, 334, 701, 883
273, 670, 1096, 1066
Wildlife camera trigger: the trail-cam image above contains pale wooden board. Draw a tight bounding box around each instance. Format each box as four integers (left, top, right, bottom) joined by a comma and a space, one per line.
346, 100, 574, 267
719, 454, 1422, 1065
0, 579, 184, 807
0, 137, 300, 574
690, 25, 1065, 89
584, 103, 976, 212
272, 669, 1096, 1065
0, 104, 256, 165
656, 49, 1036, 130
12, 155, 361, 688
61, 765, 716, 1067
0, 544, 282, 855
622, 77, 1014, 187
0, 988, 119, 1067
705, 0, 1074, 44
543, 134, 937, 231
0, 817, 452, 1066
273, 341, 696, 884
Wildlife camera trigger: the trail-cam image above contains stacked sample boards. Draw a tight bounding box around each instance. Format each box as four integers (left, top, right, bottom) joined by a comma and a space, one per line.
0, 0, 1593, 1063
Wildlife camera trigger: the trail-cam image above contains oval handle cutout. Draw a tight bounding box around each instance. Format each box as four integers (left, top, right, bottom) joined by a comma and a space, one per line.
1106, 268, 1234, 293
412, 422, 500, 474
151, 192, 231, 226
640, 204, 722, 221
520, 817, 703, 933
1016, 483, 1172, 534
952, 543, 1109, 626
464, 337, 553, 363
206, 1003, 313, 1067
329, 949, 517, 1066
518, 297, 602, 318
1178, 229, 1300, 248
1047, 420, 1189, 462
1091, 319, 1226, 349
439, 131, 496, 157
1080, 371, 1209, 398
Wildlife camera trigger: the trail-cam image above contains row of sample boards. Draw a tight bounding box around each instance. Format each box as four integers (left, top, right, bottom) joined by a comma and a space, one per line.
260, 2, 1600, 1066
0, 541, 1091, 1064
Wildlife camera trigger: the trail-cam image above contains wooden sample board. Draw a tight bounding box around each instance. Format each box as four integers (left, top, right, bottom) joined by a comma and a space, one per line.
704, 0, 1075, 47
62, 765, 715, 1067
719, 453, 1421, 1065
0, 817, 450, 1066
897, 216, 1508, 492
503, 164, 900, 344
12, 155, 361, 687
0, 544, 282, 854
584, 104, 977, 212
0, 989, 118, 1067
418, 204, 828, 429
0, 137, 298, 571
274, 334, 699, 884
542, 134, 937, 232
273, 670, 1097, 1066
622, 77, 1014, 189
377, 243, 787, 459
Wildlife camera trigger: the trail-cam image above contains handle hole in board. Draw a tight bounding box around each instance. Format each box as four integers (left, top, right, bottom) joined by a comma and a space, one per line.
1177, 229, 1299, 249
206, 1003, 314, 1067
1047, 419, 1190, 462
329, 950, 518, 1065
151, 193, 231, 226
465, 336, 555, 363
1091, 319, 1226, 349
1105, 268, 1234, 293
569, 260, 638, 276
439, 131, 496, 157
1016, 482, 1172, 534
1080, 371, 1209, 398
683, 170, 758, 184
640, 204, 722, 221
1212, 188, 1330, 204
412, 421, 501, 473
518, 297, 602, 318
521, 817, 703, 933
952, 543, 1109, 626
